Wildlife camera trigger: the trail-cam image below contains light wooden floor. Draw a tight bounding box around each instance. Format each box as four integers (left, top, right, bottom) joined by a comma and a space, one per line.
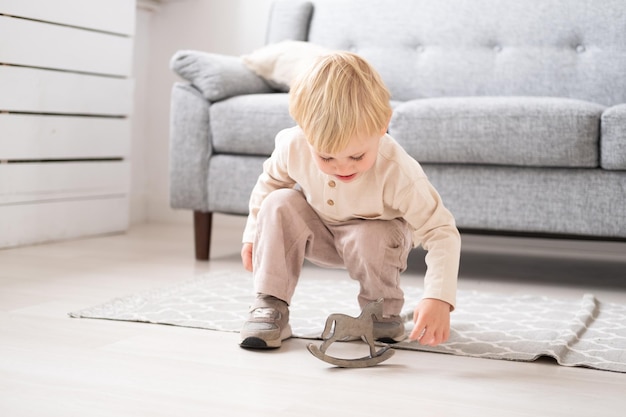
1, 214, 626, 416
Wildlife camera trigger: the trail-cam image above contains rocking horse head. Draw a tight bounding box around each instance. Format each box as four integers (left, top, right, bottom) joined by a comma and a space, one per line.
361, 298, 385, 320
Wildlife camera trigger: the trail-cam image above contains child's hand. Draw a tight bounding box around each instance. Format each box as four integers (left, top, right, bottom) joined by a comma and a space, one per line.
409, 298, 451, 346
241, 243, 253, 272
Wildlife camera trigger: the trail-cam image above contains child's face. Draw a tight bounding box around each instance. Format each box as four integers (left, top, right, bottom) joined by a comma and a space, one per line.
310, 131, 382, 183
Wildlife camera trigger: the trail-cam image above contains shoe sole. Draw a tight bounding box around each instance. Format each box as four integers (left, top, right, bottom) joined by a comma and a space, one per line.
376, 332, 408, 344
376, 336, 404, 344
239, 336, 279, 349
239, 325, 292, 350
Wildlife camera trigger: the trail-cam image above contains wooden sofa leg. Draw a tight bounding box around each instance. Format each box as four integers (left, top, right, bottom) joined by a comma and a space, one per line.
193, 211, 213, 261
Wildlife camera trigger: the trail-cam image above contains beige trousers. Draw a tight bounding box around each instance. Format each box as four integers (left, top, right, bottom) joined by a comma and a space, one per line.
252, 189, 413, 316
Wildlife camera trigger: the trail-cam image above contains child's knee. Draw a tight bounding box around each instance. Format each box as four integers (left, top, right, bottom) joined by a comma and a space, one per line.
348, 220, 411, 267
359, 220, 410, 249
259, 189, 304, 214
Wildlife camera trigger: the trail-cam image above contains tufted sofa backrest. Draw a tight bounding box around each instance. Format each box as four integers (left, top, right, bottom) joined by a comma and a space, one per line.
267, 0, 626, 106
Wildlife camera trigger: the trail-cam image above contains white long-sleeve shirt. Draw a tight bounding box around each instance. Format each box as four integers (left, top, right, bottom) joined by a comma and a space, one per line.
243, 126, 461, 308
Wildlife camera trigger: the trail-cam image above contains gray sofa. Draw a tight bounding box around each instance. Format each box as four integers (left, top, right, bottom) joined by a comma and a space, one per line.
170, 0, 626, 260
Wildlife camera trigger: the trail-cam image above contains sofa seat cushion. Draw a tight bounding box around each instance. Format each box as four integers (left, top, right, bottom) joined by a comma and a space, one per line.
210, 93, 294, 155
389, 97, 605, 168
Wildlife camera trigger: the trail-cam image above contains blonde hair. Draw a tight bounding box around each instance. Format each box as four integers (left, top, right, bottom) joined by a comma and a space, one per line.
289, 51, 392, 154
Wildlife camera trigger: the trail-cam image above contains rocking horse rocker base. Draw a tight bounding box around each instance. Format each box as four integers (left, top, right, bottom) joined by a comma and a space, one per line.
307, 343, 394, 368
307, 299, 397, 368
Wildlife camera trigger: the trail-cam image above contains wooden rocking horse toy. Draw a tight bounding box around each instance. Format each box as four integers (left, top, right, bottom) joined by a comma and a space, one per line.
307, 298, 396, 368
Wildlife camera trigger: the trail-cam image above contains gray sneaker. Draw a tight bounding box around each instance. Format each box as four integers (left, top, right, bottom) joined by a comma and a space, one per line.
239, 295, 292, 349
374, 315, 407, 343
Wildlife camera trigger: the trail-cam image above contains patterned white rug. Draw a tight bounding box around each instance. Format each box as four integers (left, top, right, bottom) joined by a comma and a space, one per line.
69, 270, 626, 373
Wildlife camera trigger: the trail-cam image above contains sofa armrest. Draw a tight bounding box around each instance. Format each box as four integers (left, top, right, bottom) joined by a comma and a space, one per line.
170, 50, 274, 102
601, 104, 626, 170
169, 83, 211, 211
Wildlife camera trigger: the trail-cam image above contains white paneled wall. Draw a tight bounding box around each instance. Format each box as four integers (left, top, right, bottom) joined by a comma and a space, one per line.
0, 0, 136, 248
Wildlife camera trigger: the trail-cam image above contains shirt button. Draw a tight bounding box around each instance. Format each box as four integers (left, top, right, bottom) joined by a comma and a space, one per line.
327, 199, 334, 206
328, 180, 336, 188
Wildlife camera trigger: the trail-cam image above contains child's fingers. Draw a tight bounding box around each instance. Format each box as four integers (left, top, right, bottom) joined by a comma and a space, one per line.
411, 300, 451, 345
421, 326, 450, 346
410, 316, 448, 346
409, 324, 426, 341
240, 245, 254, 272
409, 309, 427, 341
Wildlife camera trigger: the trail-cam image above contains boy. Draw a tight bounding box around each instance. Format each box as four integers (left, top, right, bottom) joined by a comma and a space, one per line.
240, 51, 461, 349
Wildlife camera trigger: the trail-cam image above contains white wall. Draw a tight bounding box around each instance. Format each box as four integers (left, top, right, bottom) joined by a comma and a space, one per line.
132, 0, 273, 224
